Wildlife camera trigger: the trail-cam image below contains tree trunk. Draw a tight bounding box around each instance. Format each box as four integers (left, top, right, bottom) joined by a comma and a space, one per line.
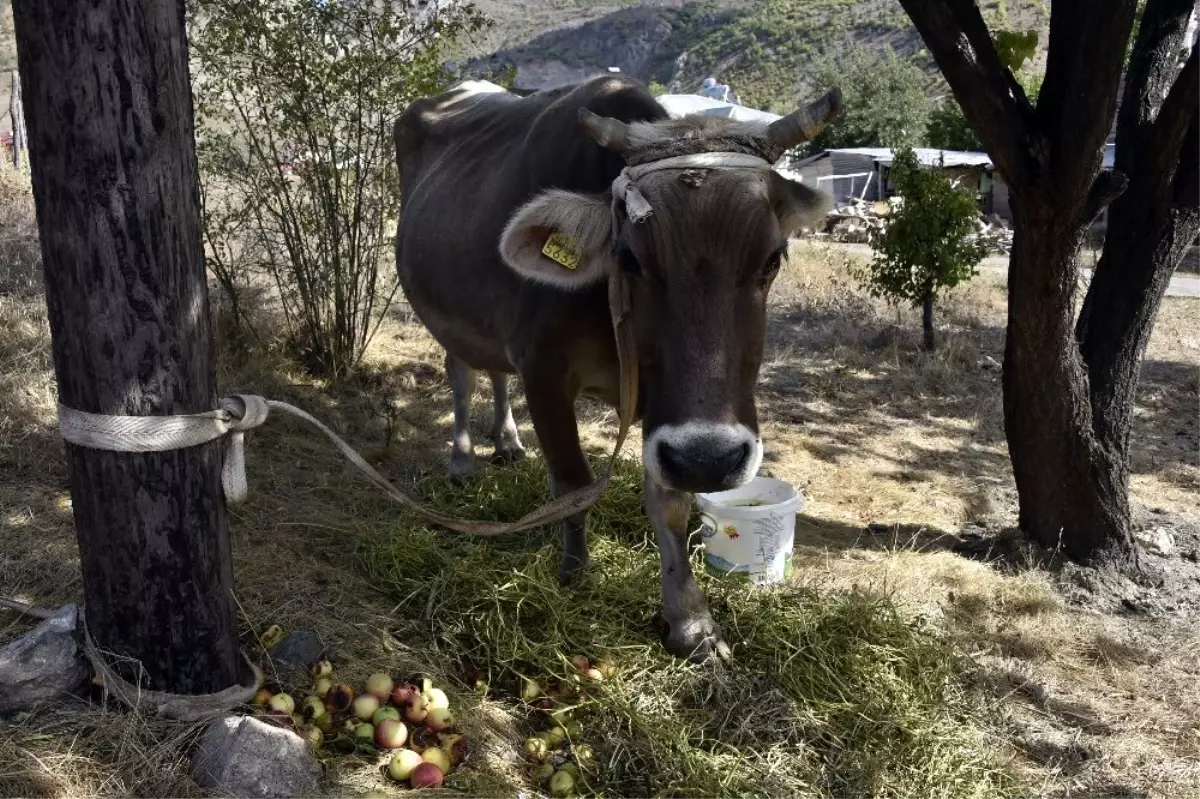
12, 0, 240, 693
1003, 203, 1138, 568
920, 289, 935, 350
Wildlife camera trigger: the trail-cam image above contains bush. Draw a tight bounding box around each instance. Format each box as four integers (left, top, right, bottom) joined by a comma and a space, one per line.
857, 147, 989, 350
805, 45, 932, 154
925, 101, 984, 152
192, 0, 486, 379
0, 166, 42, 297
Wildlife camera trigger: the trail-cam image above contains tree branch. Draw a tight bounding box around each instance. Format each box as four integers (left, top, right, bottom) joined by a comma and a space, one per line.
1149, 45, 1199, 169
897, 0, 1035, 188
1111, 1, 1198, 213
1173, 115, 1199, 212
1035, 1, 1139, 205
1082, 169, 1130, 224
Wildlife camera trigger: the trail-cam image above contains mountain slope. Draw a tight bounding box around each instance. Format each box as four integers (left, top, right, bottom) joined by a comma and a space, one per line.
468, 0, 1049, 112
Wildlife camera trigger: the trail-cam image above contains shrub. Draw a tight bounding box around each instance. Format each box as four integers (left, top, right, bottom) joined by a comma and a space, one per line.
857, 146, 989, 350
191, 0, 486, 378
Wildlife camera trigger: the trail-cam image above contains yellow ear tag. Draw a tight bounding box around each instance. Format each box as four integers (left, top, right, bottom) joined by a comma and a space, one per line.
541, 232, 580, 270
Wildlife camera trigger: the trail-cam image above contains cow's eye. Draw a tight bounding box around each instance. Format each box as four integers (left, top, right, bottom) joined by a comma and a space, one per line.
617, 245, 642, 277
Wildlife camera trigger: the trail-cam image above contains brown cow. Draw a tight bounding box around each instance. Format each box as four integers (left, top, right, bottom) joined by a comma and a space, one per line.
394, 76, 839, 661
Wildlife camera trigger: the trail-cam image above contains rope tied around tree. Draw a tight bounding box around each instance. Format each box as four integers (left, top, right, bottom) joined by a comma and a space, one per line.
52, 249, 639, 540
58, 395, 271, 503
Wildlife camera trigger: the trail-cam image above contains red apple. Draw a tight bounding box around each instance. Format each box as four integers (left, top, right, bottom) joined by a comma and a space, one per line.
409, 762, 444, 789
390, 681, 419, 707
403, 695, 428, 724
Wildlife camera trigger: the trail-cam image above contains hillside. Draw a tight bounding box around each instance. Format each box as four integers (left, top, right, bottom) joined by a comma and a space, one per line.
466, 0, 1050, 112
0, 0, 1050, 127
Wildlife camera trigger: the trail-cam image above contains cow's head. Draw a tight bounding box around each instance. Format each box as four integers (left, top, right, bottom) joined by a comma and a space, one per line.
500, 90, 840, 493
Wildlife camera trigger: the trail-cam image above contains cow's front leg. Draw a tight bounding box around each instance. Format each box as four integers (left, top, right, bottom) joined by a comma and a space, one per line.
644, 475, 731, 662
522, 370, 592, 584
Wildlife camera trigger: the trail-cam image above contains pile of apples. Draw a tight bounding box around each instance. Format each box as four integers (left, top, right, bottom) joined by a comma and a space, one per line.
251, 664, 467, 789
518, 654, 613, 798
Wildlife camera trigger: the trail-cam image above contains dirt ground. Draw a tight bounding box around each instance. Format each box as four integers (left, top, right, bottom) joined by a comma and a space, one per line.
1, 239, 1198, 797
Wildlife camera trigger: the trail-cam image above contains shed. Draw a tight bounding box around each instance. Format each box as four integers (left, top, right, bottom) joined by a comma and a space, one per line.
792, 147, 997, 210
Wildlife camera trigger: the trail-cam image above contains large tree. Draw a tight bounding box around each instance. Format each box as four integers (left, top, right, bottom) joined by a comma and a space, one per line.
898, 0, 1198, 572
13, 0, 240, 692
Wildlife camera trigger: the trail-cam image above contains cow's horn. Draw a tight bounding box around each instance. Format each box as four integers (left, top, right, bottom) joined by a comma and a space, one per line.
579, 108, 630, 152
762, 88, 844, 159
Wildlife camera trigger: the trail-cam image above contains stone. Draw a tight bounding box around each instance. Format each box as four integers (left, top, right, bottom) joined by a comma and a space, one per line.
266, 631, 324, 673
0, 604, 88, 714
1136, 527, 1176, 557
192, 714, 321, 798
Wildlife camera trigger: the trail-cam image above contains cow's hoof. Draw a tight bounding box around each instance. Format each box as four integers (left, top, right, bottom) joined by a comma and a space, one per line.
557, 550, 589, 586
447, 456, 476, 484
490, 443, 526, 465
658, 608, 732, 663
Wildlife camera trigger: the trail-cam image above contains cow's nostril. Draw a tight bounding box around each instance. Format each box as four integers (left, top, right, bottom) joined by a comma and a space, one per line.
714, 441, 751, 474
658, 439, 750, 479
657, 440, 685, 474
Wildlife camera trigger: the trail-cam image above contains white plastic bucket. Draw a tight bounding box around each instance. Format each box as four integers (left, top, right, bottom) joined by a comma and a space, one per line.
695, 476, 804, 586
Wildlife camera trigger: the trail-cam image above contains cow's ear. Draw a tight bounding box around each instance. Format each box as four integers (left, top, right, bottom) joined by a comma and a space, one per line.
500, 190, 614, 289
768, 171, 833, 237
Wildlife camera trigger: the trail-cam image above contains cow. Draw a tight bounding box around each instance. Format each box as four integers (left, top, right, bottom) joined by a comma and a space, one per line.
394, 76, 839, 661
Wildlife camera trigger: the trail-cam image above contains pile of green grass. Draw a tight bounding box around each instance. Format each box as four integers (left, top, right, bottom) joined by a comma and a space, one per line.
358, 456, 1016, 798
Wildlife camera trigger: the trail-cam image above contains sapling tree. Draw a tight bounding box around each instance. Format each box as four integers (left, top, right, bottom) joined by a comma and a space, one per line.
191, 0, 486, 378
858, 146, 989, 350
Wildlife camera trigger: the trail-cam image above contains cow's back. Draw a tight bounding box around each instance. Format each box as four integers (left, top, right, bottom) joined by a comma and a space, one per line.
394, 77, 665, 373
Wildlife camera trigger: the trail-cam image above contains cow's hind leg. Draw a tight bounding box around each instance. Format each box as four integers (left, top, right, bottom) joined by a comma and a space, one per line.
644, 476, 731, 663
488, 372, 526, 464
522, 373, 591, 584
445, 352, 477, 482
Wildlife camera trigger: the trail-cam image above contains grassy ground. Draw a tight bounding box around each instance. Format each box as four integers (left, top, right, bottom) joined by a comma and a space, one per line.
1, 167, 1197, 796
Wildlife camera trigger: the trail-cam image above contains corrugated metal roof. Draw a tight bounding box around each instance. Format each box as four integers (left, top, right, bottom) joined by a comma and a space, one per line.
656, 94, 782, 124
800, 144, 1117, 171
836, 147, 994, 168
794, 147, 993, 169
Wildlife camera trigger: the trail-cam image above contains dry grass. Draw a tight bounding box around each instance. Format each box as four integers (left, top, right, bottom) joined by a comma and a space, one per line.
0, 164, 40, 297
1, 203, 1198, 796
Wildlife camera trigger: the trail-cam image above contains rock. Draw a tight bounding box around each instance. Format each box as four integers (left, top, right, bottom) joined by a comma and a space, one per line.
1136, 527, 1176, 557
266, 631, 324, 673
192, 714, 321, 798
0, 604, 88, 714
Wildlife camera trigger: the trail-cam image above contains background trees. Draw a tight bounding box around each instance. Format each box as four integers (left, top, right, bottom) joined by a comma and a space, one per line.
804, 44, 932, 154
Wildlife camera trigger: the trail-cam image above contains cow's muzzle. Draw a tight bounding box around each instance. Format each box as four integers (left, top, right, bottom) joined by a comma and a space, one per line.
643, 422, 762, 493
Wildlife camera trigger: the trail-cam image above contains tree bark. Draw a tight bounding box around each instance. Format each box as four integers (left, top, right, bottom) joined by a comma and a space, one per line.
1070, 1, 1200, 565
900, 0, 1159, 571
1003, 204, 1136, 566
921, 289, 935, 351
12, 0, 240, 692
